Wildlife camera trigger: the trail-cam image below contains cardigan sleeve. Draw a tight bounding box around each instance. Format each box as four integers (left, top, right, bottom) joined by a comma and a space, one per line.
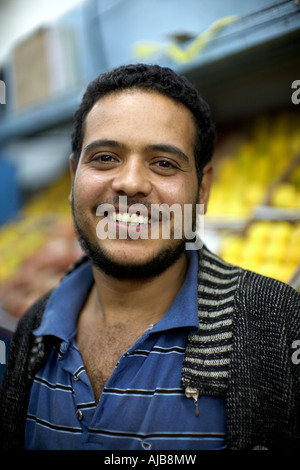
227, 269, 300, 450
0, 291, 52, 449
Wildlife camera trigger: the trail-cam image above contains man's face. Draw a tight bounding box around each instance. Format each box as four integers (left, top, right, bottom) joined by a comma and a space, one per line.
71, 89, 206, 279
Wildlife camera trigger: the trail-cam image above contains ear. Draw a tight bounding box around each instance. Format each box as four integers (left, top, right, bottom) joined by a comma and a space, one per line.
199, 163, 213, 214
69, 154, 75, 202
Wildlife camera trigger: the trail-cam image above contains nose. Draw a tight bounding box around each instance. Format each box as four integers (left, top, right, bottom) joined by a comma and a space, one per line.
111, 156, 152, 198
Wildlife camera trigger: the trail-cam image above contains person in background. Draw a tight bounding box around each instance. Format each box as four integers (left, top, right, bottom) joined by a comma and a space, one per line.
0, 64, 299, 450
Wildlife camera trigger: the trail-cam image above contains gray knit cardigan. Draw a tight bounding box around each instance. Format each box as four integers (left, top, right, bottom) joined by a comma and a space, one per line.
0, 245, 300, 450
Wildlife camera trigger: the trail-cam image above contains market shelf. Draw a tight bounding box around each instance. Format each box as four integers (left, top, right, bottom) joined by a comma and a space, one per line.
0, 0, 299, 144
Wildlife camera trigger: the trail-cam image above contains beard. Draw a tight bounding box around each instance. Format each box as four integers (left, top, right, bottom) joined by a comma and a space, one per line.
71, 196, 197, 281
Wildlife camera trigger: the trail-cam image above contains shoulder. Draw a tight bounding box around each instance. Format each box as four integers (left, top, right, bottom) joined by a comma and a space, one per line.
198, 245, 243, 284
12, 290, 53, 342
3, 290, 53, 379
199, 244, 300, 325
236, 269, 300, 347
237, 267, 300, 315
200, 244, 299, 301
13, 255, 89, 339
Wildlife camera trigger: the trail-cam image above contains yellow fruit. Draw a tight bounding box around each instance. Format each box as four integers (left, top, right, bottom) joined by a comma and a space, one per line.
264, 240, 287, 262
286, 236, 300, 263
271, 183, 298, 208
245, 184, 265, 207
258, 261, 281, 280
269, 222, 293, 242
247, 221, 272, 242
220, 236, 244, 261
242, 241, 265, 264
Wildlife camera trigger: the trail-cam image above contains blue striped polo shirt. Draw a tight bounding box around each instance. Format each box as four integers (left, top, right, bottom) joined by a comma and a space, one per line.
25, 250, 226, 450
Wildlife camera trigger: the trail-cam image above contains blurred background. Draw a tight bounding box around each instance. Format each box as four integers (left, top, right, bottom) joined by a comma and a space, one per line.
0, 0, 299, 369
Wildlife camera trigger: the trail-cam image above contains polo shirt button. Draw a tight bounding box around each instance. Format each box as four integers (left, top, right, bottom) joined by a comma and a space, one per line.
76, 409, 83, 421
73, 374, 79, 381
142, 441, 151, 450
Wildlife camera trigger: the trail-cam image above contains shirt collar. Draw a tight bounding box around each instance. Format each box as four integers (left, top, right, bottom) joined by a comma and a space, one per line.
34, 250, 199, 340
33, 260, 94, 341
151, 249, 199, 335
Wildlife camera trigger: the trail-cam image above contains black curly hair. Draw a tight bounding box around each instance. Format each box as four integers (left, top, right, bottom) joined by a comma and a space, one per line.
71, 63, 215, 182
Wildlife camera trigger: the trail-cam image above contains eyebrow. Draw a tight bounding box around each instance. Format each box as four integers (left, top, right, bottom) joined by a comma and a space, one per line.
145, 144, 190, 163
82, 139, 190, 163
82, 139, 126, 157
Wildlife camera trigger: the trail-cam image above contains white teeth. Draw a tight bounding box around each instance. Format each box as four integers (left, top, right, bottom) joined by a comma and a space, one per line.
107, 212, 150, 224
130, 214, 139, 223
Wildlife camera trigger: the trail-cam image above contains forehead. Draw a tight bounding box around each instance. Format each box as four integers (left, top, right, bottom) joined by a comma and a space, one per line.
82, 89, 196, 152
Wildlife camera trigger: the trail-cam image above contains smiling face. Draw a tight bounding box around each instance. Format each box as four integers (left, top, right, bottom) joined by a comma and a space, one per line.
70, 89, 209, 279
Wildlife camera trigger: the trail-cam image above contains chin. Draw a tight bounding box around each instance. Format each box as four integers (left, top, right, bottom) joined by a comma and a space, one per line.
77, 229, 185, 280
72, 204, 187, 280
92, 246, 185, 280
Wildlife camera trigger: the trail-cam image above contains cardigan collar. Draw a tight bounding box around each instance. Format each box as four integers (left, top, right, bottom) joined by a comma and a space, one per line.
181, 245, 241, 398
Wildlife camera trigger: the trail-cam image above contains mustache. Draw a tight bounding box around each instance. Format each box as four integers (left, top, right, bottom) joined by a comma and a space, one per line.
93, 196, 156, 222
92, 196, 152, 214
92, 196, 200, 225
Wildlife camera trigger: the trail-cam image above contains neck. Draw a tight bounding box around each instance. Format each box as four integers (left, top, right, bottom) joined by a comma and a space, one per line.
88, 253, 188, 328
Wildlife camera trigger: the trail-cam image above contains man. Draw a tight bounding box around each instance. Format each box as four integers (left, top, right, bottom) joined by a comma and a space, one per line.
0, 64, 299, 450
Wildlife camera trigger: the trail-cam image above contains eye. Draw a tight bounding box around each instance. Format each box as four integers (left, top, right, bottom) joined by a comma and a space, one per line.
89, 153, 119, 168
157, 160, 175, 168
152, 159, 179, 173
95, 154, 116, 162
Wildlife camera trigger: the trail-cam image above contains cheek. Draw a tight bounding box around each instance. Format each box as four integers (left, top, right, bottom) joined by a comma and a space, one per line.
73, 171, 108, 207
162, 179, 198, 206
